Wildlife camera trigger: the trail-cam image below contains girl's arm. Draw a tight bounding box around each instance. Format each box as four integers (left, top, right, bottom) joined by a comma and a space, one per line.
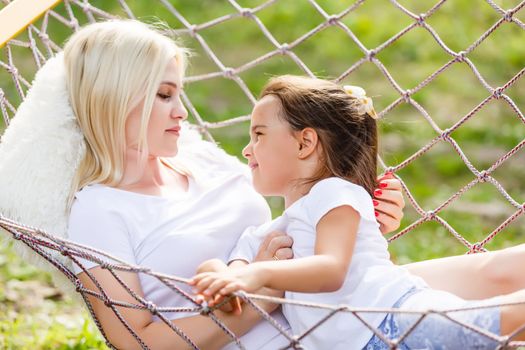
192, 205, 359, 298
77, 266, 277, 350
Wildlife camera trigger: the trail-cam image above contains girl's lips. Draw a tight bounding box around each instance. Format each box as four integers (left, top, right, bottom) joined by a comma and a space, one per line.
248, 163, 258, 170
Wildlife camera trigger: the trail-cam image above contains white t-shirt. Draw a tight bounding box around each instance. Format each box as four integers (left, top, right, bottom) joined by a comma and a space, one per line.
67, 142, 291, 350
231, 177, 427, 350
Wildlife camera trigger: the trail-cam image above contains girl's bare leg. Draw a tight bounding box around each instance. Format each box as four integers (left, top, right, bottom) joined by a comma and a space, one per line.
499, 289, 525, 340
403, 244, 525, 300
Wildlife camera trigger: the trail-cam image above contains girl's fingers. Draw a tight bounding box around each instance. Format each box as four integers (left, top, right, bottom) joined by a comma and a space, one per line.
194, 275, 215, 293
220, 282, 243, 296
204, 279, 229, 297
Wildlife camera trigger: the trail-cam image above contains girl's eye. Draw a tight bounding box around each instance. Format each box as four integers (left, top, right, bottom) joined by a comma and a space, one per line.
157, 93, 172, 101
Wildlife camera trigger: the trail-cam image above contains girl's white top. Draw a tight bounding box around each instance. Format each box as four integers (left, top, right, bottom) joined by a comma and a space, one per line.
67, 142, 291, 349
231, 177, 428, 350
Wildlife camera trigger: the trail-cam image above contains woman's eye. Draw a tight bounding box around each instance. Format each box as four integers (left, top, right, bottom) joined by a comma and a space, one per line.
157, 93, 172, 101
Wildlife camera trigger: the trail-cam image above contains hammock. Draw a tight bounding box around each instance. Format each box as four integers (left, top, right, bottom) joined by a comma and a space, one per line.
0, 0, 524, 349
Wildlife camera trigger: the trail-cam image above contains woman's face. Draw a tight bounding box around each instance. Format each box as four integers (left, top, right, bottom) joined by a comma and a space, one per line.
126, 58, 188, 158
242, 95, 301, 196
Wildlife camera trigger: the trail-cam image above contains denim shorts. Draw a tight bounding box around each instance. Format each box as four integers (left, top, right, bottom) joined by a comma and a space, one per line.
364, 287, 501, 350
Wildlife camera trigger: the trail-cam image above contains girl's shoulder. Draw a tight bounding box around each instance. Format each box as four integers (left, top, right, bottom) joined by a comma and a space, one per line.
309, 177, 370, 200
299, 177, 376, 224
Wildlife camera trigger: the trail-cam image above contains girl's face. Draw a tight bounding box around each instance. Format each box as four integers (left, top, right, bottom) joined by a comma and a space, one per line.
243, 95, 301, 196
126, 58, 188, 158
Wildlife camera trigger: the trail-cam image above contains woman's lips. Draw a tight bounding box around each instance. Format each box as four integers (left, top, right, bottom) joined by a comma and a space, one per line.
166, 126, 181, 135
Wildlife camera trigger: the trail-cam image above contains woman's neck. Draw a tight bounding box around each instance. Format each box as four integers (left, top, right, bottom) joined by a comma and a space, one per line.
118, 150, 188, 196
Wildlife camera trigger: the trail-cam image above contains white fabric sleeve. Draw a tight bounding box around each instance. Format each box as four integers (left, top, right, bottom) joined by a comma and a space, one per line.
67, 196, 136, 274
305, 178, 377, 227
228, 225, 262, 263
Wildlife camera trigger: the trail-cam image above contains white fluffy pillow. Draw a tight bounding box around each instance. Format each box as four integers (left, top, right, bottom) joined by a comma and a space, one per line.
0, 53, 85, 278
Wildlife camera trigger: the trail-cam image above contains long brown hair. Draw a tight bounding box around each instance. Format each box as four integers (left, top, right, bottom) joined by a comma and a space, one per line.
260, 75, 378, 196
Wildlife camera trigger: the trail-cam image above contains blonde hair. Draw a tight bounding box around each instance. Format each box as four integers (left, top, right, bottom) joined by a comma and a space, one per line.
63, 19, 188, 206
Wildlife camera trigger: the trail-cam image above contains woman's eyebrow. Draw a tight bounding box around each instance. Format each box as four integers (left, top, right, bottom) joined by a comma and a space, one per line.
160, 81, 178, 88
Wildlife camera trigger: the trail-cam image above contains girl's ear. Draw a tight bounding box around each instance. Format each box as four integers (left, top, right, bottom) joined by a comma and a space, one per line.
296, 127, 319, 159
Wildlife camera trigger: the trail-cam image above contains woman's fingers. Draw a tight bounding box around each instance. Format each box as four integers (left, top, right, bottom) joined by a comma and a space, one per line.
230, 297, 243, 315
375, 198, 403, 222
376, 211, 401, 234
255, 230, 293, 262
274, 247, 293, 260
267, 235, 293, 258
374, 176, 405, 235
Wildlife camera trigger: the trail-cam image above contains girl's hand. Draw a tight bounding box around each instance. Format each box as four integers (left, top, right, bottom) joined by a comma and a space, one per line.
193, 259, 243, 314
254, 230, 294, 262
196, 258, 228, 274
191, 265, 266, 305
374, 173, 405, 234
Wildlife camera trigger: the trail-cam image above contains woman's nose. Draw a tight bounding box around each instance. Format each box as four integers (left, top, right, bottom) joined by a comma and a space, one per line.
171, 100, 188, 120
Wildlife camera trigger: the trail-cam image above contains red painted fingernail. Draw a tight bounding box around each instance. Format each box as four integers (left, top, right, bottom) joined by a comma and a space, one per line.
375, 211, 379, 217
374, 189, 383, 197
373, 199, 379, 206
380, 182, 388, 188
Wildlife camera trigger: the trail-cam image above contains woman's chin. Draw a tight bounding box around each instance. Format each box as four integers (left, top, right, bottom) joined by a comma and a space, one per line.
157, 148, 179, 158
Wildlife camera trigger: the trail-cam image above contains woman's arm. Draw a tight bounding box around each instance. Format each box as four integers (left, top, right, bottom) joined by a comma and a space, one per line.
192, 206, 359, 297
78, 266, 276, 350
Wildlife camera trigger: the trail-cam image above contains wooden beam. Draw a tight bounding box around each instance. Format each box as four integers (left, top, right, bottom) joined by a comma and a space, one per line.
0, 0, 62, 48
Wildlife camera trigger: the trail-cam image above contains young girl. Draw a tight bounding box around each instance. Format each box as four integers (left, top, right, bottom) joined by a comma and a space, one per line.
191, 75, 525, 349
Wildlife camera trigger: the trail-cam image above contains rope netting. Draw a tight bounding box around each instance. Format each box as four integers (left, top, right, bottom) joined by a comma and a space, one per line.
0, 0, 524, 349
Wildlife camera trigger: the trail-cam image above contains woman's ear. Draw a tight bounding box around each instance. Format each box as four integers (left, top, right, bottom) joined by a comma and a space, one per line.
296, 127, 318, 159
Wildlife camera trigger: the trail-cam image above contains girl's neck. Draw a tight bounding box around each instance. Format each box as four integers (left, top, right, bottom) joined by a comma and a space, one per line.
283, 180, 317, 209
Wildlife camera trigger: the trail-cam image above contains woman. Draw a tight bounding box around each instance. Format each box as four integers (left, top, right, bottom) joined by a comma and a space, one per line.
9, 19, 522, 349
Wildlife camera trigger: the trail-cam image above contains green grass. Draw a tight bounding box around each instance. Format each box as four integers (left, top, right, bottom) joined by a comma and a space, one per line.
0, 0, 524, 347
0, 242, 107, 349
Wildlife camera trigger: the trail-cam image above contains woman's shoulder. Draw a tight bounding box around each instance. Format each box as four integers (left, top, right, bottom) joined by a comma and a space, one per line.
71, 185, 130, 216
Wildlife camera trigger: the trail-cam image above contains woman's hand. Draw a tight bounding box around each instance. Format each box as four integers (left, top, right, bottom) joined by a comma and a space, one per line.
254, 230, 293, 262
374, 173, 405, 235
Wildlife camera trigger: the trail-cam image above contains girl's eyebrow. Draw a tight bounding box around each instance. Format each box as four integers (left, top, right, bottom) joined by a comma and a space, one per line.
251, 125, 267, 132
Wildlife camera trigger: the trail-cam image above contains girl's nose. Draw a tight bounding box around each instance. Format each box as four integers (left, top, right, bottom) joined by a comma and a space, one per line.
242, 142, 252, 160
